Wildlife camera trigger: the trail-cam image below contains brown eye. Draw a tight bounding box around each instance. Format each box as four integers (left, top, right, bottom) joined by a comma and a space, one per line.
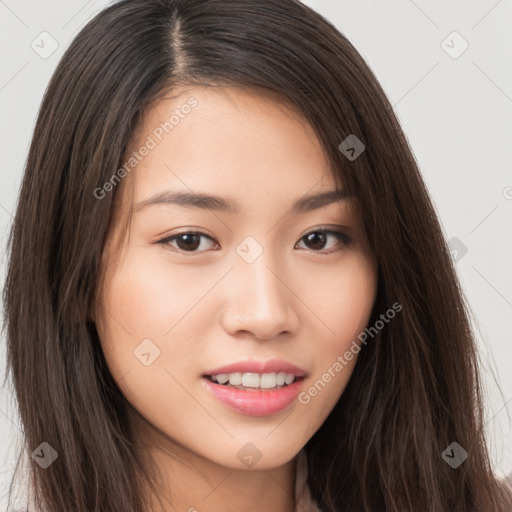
295, 229, 352, 253
157, 232, 218, 252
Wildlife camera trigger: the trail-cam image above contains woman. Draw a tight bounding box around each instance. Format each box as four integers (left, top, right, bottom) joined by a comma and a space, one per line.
3, 0, 511, 511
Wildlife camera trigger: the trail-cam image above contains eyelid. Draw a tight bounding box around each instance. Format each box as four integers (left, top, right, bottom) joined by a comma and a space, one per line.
302, 224, 350, 238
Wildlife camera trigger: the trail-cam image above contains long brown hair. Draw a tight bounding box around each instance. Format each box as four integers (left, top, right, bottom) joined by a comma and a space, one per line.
3, 0, 511, 510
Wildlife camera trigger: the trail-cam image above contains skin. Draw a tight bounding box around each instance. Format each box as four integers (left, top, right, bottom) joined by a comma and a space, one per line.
94, 85, 378, 512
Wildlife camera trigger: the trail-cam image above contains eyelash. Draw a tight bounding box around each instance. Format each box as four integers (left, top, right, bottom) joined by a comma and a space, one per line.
155, 227, 352, 255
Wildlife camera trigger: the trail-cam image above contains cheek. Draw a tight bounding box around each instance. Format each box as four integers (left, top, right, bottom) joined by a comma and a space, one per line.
95, 246, 228, 389
299, 252, 376, 407
100, 246, 221, 337
300, 250, 377, 347
95, 251, 208, 421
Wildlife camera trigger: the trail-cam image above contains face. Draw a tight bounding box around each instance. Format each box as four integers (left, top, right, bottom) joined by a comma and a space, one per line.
94, 85, 377, 470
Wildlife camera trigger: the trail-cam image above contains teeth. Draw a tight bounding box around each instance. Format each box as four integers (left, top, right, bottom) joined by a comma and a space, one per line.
215, 374, 230, 384
209, 372, 298, 389
228, 373, 242, 386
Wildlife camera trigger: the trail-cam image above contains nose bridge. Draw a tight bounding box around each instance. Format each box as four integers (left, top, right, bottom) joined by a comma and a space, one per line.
242, 253, 284, 307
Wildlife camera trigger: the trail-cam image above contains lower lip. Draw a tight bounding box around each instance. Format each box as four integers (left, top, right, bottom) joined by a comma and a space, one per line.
201, 377, 305, 416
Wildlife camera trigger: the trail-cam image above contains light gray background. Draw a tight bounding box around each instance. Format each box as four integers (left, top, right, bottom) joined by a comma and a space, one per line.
1, 0, 511, 506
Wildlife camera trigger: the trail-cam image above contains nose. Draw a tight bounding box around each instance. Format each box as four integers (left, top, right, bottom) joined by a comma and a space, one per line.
220, 253, 299, 340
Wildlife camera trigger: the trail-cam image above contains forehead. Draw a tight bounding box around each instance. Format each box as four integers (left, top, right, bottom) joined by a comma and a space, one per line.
124, 85, 336, 202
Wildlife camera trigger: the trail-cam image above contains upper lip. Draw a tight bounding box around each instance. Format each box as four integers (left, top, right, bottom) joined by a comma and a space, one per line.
203, 358, 307, 377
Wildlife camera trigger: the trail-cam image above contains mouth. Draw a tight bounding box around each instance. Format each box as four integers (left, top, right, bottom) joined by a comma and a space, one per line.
200, 369, 307, 416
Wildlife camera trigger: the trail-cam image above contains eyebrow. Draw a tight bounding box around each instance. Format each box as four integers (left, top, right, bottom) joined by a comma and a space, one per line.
133, 189, 351, 215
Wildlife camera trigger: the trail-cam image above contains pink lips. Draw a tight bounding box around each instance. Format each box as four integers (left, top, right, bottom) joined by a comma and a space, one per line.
201, 358, 307, 417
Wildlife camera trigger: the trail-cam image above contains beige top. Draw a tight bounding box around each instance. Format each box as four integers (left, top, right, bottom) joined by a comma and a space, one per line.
295, 448, 323, 512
